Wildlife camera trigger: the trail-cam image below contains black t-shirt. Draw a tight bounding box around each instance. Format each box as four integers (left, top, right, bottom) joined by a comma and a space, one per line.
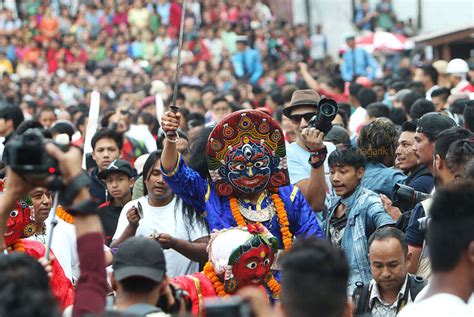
98, 201, 124, 246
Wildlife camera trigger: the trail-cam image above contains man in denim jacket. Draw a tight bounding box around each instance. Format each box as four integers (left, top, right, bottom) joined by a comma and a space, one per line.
358, 118, 407, 200
325, 146, 395, 294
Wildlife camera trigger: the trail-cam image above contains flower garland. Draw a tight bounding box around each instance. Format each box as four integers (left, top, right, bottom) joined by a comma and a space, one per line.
266, 275, 281, 296
56, 206, 74, 224
203, 262, 228, 297
229, 191, 293, 250
271, 190, 293, 251
203, 261, 281, 297
10, 240, 26, 253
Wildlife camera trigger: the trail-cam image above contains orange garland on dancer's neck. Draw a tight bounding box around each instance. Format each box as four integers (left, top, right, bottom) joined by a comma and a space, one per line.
266, 275, 281, 296
56, 206, 74, 224
8, 240, 26, 253
203, 261, 281, 297
203, 262, 228, 297
229, 191, 293, 250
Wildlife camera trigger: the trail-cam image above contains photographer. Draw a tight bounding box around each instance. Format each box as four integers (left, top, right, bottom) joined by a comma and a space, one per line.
406, 127, 473, 278
0, 144, 108, 317
284, 89, 336, 215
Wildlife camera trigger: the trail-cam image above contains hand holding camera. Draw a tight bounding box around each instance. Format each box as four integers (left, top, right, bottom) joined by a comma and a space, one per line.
301, 128, 325, 152
4, 129, 79, 188
4, 130, 82, 192
4, 129, 92, 211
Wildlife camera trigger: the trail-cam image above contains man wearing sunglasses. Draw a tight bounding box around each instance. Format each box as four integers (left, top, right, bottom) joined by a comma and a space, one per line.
284, 89, 336, 220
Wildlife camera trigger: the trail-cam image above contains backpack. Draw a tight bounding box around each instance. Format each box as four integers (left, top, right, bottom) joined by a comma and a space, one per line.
352, 274, 426, 316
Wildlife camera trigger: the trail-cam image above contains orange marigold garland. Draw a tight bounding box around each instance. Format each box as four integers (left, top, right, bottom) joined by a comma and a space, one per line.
271, 191, 293, 251
229, 198, 246, 227
56, 206, 74, 224
203, 262, 228, 297
266, 275, 281, 297
229, 191, 293, 250
203, 261, 281, 297
10, 240, 26, 253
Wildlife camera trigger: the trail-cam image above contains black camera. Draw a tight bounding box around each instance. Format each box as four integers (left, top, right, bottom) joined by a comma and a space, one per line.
392, 183, 431, 212
205, 296, 253, 317
308, 97, 339, 134
4, 129, 62, 182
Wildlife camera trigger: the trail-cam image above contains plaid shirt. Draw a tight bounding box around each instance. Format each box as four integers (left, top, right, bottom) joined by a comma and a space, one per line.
368, 275, 409, 317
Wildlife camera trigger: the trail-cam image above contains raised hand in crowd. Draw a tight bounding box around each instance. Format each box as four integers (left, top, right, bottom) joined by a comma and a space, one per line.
45, 143, 107, 317
161, 111, 183, 173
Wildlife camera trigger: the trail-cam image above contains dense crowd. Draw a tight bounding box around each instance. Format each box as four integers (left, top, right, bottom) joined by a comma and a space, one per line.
1, 1, 474, 317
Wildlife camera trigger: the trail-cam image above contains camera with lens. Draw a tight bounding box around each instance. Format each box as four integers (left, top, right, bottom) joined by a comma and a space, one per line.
392, 183, 431, 212
4, 129, 64, 187
205, 296, 253, 317
308, 97, 339, 134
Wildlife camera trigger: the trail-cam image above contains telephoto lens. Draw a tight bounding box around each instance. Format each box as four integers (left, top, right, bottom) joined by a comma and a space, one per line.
308, 97, 339, 134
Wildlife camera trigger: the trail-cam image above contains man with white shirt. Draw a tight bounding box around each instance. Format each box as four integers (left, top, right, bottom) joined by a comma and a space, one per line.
111, 151, 208, 277
399, 181, 474, 317
283, 90, 336, 217
26, 187, 79, 282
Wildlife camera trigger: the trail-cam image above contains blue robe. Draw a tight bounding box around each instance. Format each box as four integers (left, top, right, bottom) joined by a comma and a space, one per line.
162, 155, 324, 249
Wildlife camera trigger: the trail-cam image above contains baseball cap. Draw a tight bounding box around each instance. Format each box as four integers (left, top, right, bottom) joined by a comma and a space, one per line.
113, 237, 166, 283
98, 159, 134, 180
416, 112, 456, 139
324, 125, 351, 145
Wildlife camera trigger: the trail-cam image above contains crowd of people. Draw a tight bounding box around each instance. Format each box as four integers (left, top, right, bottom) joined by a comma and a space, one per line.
1, 0, 474, 317
354, 0, 418, 36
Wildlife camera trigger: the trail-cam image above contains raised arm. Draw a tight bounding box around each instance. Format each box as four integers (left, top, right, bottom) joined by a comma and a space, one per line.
44, 144, 107, 317
161, 111, 182, 172
294, 128, 328, 211
160, 111, 208, 212
298, 62, 320, 91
